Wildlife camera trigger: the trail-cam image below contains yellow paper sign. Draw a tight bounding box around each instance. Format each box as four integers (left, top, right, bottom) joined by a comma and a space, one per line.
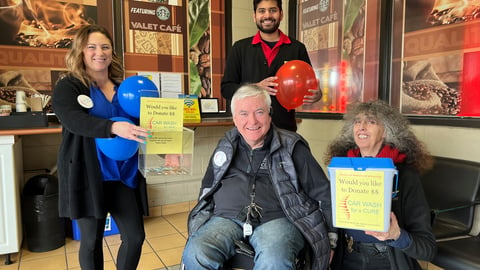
139, 97, 184, 153
334, 170, 387, 231
140, 97, 183, 131
182, 97, 201, 123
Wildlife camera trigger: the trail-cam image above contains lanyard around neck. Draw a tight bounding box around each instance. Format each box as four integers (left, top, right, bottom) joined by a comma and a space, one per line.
245, 149, 268, 224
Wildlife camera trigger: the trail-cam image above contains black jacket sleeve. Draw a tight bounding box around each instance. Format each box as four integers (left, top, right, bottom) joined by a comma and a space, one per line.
292, 141, 335, 232
52, 76, 113, 138
392, 167, 436, 262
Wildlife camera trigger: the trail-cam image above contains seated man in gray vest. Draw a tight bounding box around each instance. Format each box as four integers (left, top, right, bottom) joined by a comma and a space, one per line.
181, 84, 336, 269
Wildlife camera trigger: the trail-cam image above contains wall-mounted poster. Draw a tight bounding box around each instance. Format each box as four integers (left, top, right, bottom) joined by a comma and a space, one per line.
122, 1, 225, 105
0, 0, 97, 47
123, 0, 186, 64
0, 0, 102, 113
188, 0, 211, 98
296, 0, 381, 113
392, 0, 480, 117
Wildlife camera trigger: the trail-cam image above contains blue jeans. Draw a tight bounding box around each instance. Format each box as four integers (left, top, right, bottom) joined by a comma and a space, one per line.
182, 216, 305, 270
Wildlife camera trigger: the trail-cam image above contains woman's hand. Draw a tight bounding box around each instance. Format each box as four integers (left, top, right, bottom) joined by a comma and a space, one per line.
364, 212, 401, 241
111, 121, 150, 144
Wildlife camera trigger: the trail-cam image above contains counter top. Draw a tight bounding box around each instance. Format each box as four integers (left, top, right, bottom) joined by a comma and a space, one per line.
0, 124, 62, 136
0, 117, 234, 136
184, 117, 233, 127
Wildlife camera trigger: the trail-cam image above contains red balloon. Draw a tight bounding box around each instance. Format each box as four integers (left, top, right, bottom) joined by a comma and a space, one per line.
275, 60, 318, 110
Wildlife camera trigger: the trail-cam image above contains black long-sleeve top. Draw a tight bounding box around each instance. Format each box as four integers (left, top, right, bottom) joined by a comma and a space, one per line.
221, 33, 312, 132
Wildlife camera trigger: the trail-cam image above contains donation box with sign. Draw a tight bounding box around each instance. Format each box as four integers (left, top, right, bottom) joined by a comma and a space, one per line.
137, 97, 194, 177
328, 157, 398, 232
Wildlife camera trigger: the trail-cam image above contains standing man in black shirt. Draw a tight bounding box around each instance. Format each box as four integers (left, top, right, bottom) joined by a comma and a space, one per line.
221, 0, 322, 132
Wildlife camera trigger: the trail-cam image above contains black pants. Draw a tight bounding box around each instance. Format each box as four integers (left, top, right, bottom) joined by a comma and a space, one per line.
341, 241, 391, 270
76, 181, 145, 270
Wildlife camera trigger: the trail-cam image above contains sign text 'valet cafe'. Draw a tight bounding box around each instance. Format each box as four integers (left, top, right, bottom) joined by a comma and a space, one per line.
128, 1, 185, 34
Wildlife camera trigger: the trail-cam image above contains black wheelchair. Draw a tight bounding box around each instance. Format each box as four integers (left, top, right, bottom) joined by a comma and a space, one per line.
222, 240, 308, 270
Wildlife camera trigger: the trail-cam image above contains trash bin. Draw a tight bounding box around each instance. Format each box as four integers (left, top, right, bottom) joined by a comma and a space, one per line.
22, 174, 65, 252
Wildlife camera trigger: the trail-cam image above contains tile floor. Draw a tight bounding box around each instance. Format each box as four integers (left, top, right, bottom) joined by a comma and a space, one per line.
0, 211, 444, 270
0, 212, 189, 270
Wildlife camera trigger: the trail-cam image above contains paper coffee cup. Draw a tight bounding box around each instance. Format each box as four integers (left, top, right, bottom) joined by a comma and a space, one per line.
0, 104, 11, 116
28, 96, 43, 111
16, 102, 26, 112
16, 90, 26, 104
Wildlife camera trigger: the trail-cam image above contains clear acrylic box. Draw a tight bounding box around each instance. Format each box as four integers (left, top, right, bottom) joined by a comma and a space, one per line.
138, 127, 194, 177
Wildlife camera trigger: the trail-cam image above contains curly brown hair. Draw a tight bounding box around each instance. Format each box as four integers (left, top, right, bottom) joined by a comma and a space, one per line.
64, 24, 123, 87
324, 100, 433, 174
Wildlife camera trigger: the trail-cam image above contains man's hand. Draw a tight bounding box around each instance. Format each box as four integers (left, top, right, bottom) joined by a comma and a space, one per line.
256, 76, 278, 96
365, 212, 401, 241
303, 79, 322, 104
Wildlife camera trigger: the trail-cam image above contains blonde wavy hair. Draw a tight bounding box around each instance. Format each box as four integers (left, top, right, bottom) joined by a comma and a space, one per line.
64, 24, 123, 87
324, 100, 433, 174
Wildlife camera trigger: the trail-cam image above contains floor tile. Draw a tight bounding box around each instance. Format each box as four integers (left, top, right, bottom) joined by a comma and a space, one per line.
148, 234, 186, 251
137, 252, 166, 269
145, 219, 179, 238
156, 246, 184, 267
19, 253, 66, 270
163, 213, 188, 233
64, 238, 81, 254
1, 212, 189, 270
104, 234, 121, 246
65, 251, 80, 269
0, 259, 18, 270
19, 245, 65, 262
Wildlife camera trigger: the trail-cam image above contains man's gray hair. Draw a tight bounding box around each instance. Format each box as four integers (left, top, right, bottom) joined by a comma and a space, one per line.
231, 84, 271, 114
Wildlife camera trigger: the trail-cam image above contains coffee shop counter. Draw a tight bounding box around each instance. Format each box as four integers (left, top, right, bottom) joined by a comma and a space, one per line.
0, 117, 234, 136
0, 124, 62, 136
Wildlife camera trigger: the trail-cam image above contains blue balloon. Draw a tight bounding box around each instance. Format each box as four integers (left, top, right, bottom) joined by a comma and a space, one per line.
95, 117, 139, 161
118, 75, 159, 118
